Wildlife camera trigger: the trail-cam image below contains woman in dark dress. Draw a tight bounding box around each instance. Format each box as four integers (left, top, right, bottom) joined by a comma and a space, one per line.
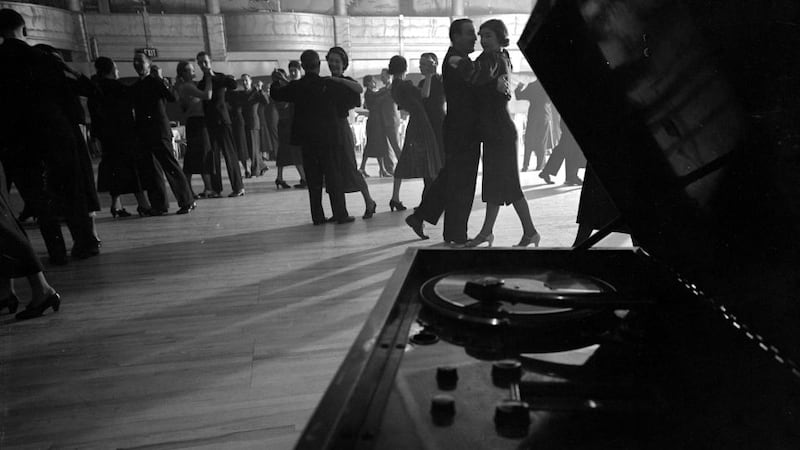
0, 161, 61, 321
359, 75, 391, 178
271, 70, 299, 189
273, 61, 307, 188
325, 47, 377, 219
387, 55, 443, 212
89, 57, 154, 216
461, 20, 540, 248
175, 60, 216, 198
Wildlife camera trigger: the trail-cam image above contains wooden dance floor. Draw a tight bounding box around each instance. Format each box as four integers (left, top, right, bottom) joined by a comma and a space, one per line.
0, 162, 629, 449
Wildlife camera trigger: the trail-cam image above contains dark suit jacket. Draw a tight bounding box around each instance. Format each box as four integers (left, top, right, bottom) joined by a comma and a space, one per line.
65, 74, 99, 126
269, 73, 338, 152
198, 73, 238, 127
442, 47, 479, 149
130, 75, 176, 144
88, 77, 137, 143
0, 38, 74, 154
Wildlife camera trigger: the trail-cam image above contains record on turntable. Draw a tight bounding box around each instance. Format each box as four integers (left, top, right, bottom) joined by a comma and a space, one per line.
419, 269, 629, 327
416, 269, 633, 357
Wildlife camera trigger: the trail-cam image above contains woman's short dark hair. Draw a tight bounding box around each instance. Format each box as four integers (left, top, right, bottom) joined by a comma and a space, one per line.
288, 60, 301, 70
176, 61, 192, 80
94, 56, 115, 77
480, 19, 510, 47
387, 55, 407, 76
362, 75, 374, 87
326, 46, 349, 70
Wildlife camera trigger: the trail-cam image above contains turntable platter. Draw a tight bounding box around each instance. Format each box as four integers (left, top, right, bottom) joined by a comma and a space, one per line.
420, 270, 616, 327
432, 274, 576, 315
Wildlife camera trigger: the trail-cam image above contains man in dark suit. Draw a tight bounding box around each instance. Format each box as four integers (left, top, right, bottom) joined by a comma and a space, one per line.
270, 50, 352, 225
196, 51, 245, 197
0, 8, 99, 263
239, 74, 269, 176
404, 18, 480, 246
130, 51, 196, 214
515, 79, 550, 171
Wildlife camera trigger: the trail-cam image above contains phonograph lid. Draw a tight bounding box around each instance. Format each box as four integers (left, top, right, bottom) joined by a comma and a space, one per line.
518, 0, 800, 364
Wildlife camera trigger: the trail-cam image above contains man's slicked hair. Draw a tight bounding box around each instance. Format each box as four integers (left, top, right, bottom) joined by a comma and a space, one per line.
300, 50, 320, 72
196, 51, 210, 61
0, 8, 25, 35
449, 18, 473, 42
95, 56, 115, 76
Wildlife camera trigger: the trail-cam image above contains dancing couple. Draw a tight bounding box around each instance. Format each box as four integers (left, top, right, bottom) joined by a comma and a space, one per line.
270, 48, 376, 225
405, 18, 540, 247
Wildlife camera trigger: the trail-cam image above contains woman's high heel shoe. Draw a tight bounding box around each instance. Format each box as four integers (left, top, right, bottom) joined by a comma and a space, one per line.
276, 179, 291, 189
466, 233, 494, 248
389, 199, 407, 212
0, 294, 19, 314
110, 208, 131, 218
137, 206, 154, 217
514, 232, 541, 248
363, 200, 377, 219
15, 293, 60, 321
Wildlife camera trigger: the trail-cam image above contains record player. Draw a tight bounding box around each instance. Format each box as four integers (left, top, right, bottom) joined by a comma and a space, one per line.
296, 1, 800, 448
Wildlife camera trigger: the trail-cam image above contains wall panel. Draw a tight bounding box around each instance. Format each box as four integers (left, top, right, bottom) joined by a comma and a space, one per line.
84, 13, 207, 61
225, 12, 334, 51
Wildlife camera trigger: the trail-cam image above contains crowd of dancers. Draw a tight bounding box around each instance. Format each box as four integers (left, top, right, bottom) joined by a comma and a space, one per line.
270, 18, 546, 247
1, 8, 588, 321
